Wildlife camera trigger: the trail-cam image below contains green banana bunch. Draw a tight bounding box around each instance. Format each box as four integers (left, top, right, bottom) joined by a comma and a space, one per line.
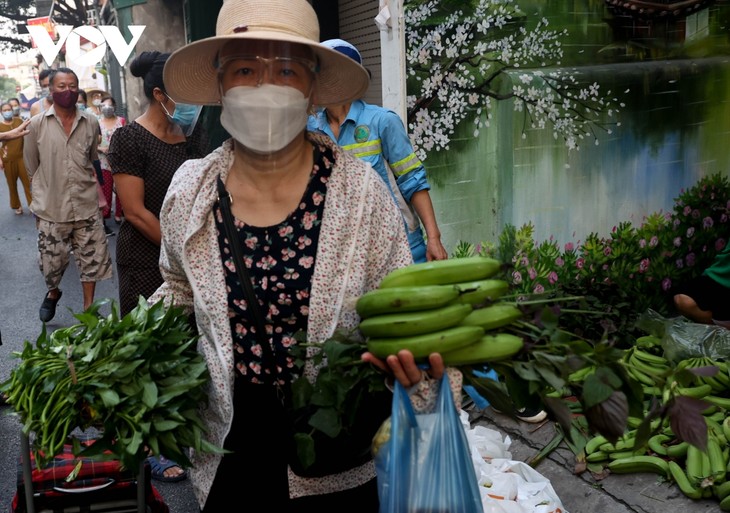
355, 285, 459, 318
366, 325, 484, 359
357, 256, 525, 365
378, 256, 501, 288
358, 303, 472, 338
677, 356, 730, 393
441, 333, 524, 366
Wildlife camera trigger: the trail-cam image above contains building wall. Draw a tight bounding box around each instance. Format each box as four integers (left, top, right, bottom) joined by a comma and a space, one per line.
337, 0, 382, 105
121, 1, 186, 121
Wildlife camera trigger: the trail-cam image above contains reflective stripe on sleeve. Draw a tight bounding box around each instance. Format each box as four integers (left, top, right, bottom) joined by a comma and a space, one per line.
341, 139, 382, 158
390, 152, 422, 177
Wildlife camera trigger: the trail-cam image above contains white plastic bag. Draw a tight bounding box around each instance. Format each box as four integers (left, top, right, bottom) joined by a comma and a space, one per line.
460, 411, 569, 513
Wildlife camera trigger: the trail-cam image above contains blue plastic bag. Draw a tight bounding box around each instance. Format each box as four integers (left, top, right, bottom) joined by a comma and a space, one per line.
375, 373, 483, 513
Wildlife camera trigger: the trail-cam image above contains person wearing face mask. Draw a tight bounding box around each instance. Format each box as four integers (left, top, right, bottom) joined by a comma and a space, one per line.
86, 89, 105, 118
23, 67, 113, 322
97, 95, 126, 225
106, 51, 206, 484
307, 39, 447, 264
30, 68, 55, 117
0, 101, 32, 215
150, 1, 464, 511
8, 97, 23, 120
76, 89, 88, 111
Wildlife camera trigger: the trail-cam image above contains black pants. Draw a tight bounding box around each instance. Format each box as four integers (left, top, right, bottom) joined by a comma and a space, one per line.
202, 379, 380, 513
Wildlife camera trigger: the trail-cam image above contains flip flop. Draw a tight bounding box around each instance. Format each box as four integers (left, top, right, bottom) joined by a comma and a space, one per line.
147, 455, 187, 483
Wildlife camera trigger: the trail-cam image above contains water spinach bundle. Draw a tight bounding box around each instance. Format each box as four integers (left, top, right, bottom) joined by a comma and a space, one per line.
1, 298, 221, 471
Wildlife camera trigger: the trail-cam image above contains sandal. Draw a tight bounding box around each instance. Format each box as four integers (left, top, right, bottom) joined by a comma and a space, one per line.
147, 455, 187, 483
14, 207, 22, 215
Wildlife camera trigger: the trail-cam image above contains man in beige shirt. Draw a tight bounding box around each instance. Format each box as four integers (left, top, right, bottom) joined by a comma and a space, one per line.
24, 67, 113, 322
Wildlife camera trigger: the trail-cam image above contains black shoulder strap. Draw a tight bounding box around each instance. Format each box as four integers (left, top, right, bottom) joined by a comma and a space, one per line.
216, 176, 276, 382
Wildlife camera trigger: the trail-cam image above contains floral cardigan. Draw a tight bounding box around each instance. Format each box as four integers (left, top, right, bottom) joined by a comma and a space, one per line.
149, 133, 461, 509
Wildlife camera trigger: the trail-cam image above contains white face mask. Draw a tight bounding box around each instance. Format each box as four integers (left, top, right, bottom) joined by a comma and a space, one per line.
220, 84, 309, 154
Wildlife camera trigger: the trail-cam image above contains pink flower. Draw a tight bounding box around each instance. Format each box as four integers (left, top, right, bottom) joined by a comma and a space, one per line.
555, 257, 565, 267
639, 239, 647, 248
512, 271, 523, 284
548, 271, 559, 284
703, 216, 714, 229
717, 239, 727, 251
675, 259, 684, 269
529, 268, 537, 279
686, 227, 695, 238
639, 258, 650, 273
673, 218, 681, 228
576, 258, 585, 269
603, 246, 612, 256
299, 255, 315, 269
692, 209, 701, 219
649, 236, 658, 248
521, 256, 529, 267
686, 253, 696, 266
673, 237, 682, 247
278, 225, 294, 238
683, 206, 692, 216
662, 278, 672, 291
722, 214, 728, 223
564, 242, 574, 251
533, 283, 545, 294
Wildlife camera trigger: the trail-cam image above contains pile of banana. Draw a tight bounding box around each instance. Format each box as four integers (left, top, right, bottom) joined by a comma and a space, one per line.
584, 337, 730, 510
356, 256, 525, 365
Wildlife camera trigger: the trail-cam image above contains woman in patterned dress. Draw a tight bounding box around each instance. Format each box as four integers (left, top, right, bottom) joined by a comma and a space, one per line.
149, 0, 463, 511
107, 51, 207, 317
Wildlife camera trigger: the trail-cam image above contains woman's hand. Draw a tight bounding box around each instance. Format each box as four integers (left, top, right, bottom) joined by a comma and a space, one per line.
362, 349, 445, 388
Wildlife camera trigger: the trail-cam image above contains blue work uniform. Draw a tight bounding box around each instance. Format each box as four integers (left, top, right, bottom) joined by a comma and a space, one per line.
307, 100, 429, 263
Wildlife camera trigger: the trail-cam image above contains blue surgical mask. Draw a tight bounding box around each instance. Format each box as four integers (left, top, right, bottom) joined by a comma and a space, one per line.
161, 95, 202, 136
1, 111, 12, 121
77, 104, 87, 111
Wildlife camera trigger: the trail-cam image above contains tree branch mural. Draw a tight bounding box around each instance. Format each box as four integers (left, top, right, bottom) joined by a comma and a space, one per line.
0, 0, 35, 52
405, 0, 626, 159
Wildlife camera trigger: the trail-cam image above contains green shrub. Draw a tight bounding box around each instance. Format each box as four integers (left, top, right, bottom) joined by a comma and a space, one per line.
458, 173, 730, 345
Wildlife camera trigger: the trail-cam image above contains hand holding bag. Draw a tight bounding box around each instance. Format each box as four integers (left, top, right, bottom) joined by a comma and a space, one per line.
375, 373, 483, 513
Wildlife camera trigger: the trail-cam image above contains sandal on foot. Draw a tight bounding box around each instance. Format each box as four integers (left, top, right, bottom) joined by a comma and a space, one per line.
14, 208, 22, 215
147, 455, 187, 483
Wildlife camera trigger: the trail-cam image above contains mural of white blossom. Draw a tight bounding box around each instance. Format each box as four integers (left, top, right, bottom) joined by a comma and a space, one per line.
405, 0, 626, 160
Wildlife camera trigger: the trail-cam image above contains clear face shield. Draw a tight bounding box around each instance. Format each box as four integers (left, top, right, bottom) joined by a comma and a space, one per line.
215, 41, 318, 155
161, 95, 204, 137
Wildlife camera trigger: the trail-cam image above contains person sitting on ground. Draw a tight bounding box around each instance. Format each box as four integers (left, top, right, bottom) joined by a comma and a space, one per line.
672, 241, 730, 329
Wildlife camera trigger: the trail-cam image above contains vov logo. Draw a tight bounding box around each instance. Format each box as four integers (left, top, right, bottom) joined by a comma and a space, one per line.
27, 25, 146, 67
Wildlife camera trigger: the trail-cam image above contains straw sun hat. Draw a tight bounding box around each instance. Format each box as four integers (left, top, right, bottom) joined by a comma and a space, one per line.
163, 0, 370, 107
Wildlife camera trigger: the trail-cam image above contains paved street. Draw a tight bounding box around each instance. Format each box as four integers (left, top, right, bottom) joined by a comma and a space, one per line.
0, 176, 723, 513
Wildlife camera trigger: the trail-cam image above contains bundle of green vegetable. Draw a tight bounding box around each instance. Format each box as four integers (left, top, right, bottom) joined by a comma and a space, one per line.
0, 298, 223, 471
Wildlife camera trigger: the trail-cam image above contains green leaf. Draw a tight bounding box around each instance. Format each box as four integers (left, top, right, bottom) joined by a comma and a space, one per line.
308, 407, 341, 438
582, 373, 614, 409
294, 432, 316, 470
98, 388, 120, 407
142, 380, 158, 409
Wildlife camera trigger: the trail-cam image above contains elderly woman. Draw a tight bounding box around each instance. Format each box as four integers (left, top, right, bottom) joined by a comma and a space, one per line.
152, 0, 462, 511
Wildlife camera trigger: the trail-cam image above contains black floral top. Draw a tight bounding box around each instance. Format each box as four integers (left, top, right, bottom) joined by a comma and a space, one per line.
215, 145, 333, 385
